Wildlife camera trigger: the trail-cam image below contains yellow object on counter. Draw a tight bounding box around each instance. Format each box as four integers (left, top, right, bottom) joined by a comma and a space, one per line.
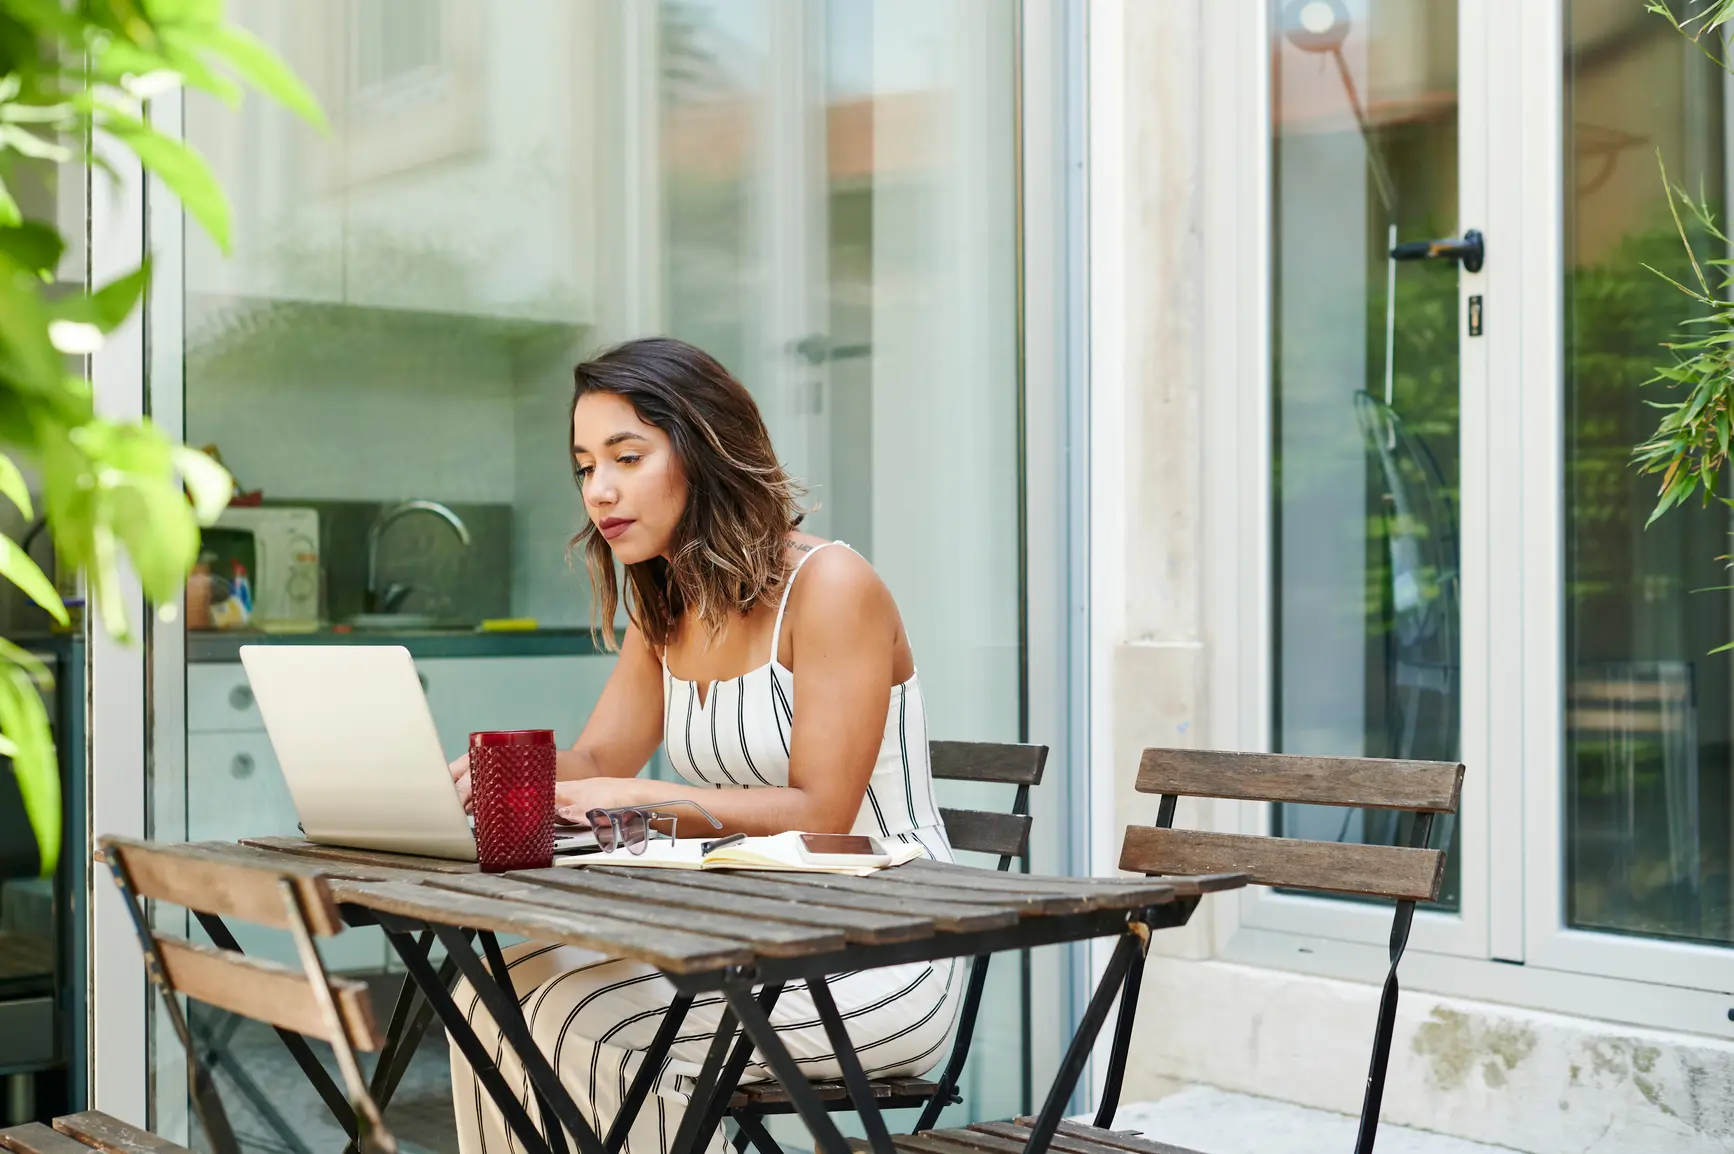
478, 617, 540, 632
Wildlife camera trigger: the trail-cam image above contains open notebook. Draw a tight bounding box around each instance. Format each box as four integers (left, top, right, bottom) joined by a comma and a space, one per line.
557, 830, 926, 876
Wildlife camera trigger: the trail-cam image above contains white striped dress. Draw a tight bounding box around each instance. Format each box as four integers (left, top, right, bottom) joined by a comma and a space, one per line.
451, 542, 963, 1154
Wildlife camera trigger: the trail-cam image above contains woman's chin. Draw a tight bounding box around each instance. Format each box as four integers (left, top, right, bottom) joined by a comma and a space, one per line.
607, 537, 660, 566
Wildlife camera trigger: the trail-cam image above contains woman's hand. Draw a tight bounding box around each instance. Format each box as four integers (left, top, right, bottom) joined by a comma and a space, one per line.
449, 753, 472, 814
554, 776, 654, 825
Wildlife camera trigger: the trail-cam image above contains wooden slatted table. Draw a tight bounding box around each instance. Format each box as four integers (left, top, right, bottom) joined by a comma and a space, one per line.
187, 837, 1242, 1154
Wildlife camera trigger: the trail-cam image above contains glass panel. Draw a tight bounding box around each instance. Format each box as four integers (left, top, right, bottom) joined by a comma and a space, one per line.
151, 0, 1026, 1143
1563, 0, 1733, 946
660, 0, 1024, 1128
1269, 0, 1462, 909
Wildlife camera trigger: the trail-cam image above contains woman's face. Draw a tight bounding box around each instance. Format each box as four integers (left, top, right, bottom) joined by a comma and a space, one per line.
572, 391, 688, 565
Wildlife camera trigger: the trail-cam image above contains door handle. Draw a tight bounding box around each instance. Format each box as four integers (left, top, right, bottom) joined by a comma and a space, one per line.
1390, 228, 1483, 273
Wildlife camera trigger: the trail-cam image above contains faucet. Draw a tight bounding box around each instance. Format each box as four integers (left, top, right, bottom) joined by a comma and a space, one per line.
364, 499, 472, 615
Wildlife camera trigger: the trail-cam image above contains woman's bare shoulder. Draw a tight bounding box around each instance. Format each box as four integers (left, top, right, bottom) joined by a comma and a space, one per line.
784, 536, 894, 618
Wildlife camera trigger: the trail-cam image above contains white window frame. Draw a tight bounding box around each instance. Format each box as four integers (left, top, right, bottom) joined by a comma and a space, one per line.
1200, 0, 1734, 1038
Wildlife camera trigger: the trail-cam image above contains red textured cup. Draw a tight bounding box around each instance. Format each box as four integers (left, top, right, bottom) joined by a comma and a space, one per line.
469, 729, 555, 873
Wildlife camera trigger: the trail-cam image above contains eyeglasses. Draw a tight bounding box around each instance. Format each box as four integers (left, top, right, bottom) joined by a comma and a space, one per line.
586, 799, 722, 855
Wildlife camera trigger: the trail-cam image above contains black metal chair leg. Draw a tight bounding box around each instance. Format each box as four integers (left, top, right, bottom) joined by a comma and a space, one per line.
914, 954, 991, 1132
720, 983, 852, 1154
1022, 927, 1143, 1154
807, 976, 892, 1154
690, 984, 785, 1154
1092, 949, 1146, 1128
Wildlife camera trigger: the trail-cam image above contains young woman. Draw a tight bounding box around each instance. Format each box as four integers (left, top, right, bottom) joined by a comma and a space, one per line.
446, 337, 961, 1154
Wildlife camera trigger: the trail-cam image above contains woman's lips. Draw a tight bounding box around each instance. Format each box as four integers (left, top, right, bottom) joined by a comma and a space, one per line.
599, 518, 634, 541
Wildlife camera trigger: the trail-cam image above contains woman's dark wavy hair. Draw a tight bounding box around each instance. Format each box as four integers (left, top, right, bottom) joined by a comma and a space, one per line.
569, 337, 805, 651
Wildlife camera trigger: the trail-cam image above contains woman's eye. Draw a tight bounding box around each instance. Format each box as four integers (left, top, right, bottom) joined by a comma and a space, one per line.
618, 454, 642, 466
574, 464, 594, 482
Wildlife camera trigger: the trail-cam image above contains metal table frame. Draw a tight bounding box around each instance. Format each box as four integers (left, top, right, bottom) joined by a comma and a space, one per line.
285, 895, 1197, 1154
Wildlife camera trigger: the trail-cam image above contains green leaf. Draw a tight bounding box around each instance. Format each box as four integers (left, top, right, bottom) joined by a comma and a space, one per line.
0, 535, 68, 624
0, 124, 72, 163
0, 454, 34, 520
170, 443, 231, 524
0, 221, 65, 278
196, 25, 327, 129
96, 106, 231, 252
0, 638, 53, 689
48, 261, 152, 333
0, 177, 20, 227
152, 34, 241, 104
88, 522, 132, 642
0, 253, 65, 392
0, 658, 59, 874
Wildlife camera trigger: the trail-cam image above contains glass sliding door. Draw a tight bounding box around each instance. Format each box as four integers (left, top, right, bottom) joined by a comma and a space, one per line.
1267, 0, 1464, 905
1561, 0, 1732, 949
145, 0, 1033, 1145
656, 0, 1025, 1126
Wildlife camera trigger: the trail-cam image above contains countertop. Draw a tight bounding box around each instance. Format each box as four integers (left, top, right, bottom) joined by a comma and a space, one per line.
187, 627, 610, 663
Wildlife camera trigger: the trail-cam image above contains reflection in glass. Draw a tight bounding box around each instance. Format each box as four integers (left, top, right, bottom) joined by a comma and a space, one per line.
1563, 0, 1733, 946
153, 0, 1026, 1144
1269, 0, 1462, 908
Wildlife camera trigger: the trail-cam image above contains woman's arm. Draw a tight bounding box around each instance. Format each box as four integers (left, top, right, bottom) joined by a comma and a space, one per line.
451, 623, 666, 810
556, 548, 896, 835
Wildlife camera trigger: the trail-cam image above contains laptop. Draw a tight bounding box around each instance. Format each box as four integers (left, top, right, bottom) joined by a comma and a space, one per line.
238, 645, 595, 860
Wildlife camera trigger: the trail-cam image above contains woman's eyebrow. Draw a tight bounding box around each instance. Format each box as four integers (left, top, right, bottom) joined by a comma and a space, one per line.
572, 431, 651, 454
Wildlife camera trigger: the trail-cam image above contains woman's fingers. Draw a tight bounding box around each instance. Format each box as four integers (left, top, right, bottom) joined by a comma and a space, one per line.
449, 754, 473, 813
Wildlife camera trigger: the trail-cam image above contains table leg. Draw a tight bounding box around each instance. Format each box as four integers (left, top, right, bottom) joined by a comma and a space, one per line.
606, 993, 694, 1154
805, 975, 892, 1154
433, 925, 610, 1154
480, 931, 571, 1154
685, 983, 784, 1154
371, 954, 453, 1112
384, 928, 554, 1154
1021, 927, 1144, 1154
665, 992, 746, 1154
720, 981, 851, 1154
368, 931, 432, 1105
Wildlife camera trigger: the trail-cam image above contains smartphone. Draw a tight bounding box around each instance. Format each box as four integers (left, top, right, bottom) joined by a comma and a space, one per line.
798, 833, 887, 862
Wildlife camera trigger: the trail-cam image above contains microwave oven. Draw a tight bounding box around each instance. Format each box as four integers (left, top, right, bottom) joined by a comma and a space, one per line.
210, 506, 321, 625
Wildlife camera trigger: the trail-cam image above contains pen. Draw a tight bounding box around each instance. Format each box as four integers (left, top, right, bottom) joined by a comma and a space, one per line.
701, 831, 747, 854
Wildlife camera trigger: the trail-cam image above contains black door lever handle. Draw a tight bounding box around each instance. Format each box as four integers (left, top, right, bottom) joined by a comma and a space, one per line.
1390, 228, 1483, 273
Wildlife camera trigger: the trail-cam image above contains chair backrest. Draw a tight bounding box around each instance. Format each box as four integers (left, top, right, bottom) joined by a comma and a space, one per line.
1105, 747, 1465, 1153
1117, 747, 1463, 901
931, 740, 1048, 862
100, 837, 395, 1154
102, 837, 383, 1051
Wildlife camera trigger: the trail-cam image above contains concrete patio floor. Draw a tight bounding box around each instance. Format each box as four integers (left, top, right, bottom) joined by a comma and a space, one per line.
1116, 1087, 1523, 1154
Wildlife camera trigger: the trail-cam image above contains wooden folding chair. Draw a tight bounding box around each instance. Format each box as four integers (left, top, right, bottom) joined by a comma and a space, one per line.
93, 836, 394, 1154
729, 740, 1049, 1154
900, 747, 1463, 1154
